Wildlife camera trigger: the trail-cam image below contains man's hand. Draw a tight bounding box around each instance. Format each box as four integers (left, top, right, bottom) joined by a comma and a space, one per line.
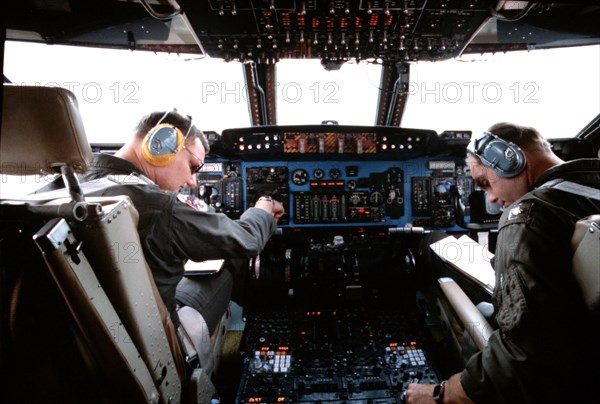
271, 200, 285, 220
404, 383, 437, 404
405, 373, 475, 404
254, 197, 285, 221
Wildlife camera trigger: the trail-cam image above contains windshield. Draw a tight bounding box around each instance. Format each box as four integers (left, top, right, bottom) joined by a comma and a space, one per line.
275, 59, 382, 126
3, 42, 599, 141
401, 46, 600, 138
3, 41, 251, 142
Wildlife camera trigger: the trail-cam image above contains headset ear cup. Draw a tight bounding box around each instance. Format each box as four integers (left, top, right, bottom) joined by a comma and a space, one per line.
482, 139, 526, 178
468, 131, 526, 178
141, 124, 184, 166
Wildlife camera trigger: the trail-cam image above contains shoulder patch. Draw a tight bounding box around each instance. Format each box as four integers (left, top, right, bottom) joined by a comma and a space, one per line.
507, 201, 533, 221
499, 200, 533, 229
496, 266, 529, 334
177, 193, 209, 212
508, 204, 525, 220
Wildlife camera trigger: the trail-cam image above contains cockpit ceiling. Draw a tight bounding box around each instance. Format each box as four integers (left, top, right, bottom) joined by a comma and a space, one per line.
5, 1, 600, 64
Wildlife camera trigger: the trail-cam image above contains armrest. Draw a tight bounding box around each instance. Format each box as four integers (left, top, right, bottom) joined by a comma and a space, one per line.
438, 277, 493, 351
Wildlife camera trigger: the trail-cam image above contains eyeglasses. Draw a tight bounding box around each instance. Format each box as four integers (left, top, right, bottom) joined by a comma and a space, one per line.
181, 114, 205, 174
182, 145, 205, 174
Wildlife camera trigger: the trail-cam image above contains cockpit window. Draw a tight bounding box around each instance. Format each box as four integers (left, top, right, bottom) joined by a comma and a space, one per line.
3, 41, 251, 142
275, 59, 382, 126
273, 45, 599, 138
401, 45, 600, 138
4, 42, 599, 141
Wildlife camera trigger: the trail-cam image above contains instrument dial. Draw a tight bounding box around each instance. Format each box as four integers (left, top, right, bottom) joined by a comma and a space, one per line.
313, 168, 324, 179
349, 194, 362, 205
329, 168, 341, 179
291, 169, 309, 185
370, 191, 384, 205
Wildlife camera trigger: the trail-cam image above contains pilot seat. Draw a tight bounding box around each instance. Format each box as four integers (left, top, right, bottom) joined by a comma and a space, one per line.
0, 84, 228, 403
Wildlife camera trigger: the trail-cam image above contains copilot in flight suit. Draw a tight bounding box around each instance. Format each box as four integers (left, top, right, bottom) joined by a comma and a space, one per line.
461, 158, 600, 403
83, 153, 277, 334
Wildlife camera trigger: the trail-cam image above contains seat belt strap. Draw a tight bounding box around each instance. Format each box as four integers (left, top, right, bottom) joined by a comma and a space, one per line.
539, 179, 600, 201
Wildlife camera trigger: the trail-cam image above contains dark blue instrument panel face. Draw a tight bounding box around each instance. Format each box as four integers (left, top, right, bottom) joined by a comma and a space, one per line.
194, 157, 473, 231
189, 125, 478, 231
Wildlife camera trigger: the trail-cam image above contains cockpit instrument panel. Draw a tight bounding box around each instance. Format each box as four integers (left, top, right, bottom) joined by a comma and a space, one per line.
195, 125, 473, 231
212, 125, 440, 159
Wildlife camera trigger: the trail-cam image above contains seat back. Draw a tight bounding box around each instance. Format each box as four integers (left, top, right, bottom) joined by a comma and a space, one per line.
1, 85, 187, 402
1, 84, 92, 202
1, 85, 91, 175
571, 214, 600, 312
540, 180, 600, 313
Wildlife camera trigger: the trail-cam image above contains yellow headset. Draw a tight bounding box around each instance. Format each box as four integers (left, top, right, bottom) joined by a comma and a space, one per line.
141, 110, 188, 166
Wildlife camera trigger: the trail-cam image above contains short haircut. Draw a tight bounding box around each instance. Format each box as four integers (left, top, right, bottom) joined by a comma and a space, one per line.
487, 122, 552, 153
134, 110, 210, 153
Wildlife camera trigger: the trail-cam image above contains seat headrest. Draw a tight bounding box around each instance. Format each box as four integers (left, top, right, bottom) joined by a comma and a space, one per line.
1, 85, 93, 175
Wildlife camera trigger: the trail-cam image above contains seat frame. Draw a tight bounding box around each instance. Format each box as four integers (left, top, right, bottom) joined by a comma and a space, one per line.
1, 84, 226, 403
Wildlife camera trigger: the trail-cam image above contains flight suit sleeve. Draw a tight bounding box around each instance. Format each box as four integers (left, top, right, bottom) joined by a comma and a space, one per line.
169, 198, 277, 262
460, 199, 583, 403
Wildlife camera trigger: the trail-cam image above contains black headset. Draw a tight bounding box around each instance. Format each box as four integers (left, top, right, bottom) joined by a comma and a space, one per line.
467, 131, 526, 178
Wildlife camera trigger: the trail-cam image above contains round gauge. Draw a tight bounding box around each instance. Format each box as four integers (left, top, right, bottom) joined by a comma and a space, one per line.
329, 168, 341, 179
313, 168, 324, 179
347, 180, 357, 190
291, 168, 309, 185
349, 194, 362, 205
435, 182, 450, 195
370, 191, 384, 205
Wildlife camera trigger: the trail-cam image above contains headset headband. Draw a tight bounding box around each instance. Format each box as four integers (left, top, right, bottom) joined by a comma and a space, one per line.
467, 131, 526, 178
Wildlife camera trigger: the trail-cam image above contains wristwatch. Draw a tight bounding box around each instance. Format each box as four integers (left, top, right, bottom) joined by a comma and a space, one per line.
432, 381, 446, 404
256, 195, 275, 207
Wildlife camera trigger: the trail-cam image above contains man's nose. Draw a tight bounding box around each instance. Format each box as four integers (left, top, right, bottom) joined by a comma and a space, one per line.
487, 191, 499, 204
186, 175, 197, 188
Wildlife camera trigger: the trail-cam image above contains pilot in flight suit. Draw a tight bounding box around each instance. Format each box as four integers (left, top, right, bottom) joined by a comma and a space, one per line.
460, 158, 600, 403
81, 110, 283, 335
83, 153, 277, 333
406, 123, 600, 404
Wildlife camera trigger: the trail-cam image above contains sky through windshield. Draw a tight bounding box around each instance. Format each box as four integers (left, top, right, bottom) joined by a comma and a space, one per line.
3, 42, 599, 142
